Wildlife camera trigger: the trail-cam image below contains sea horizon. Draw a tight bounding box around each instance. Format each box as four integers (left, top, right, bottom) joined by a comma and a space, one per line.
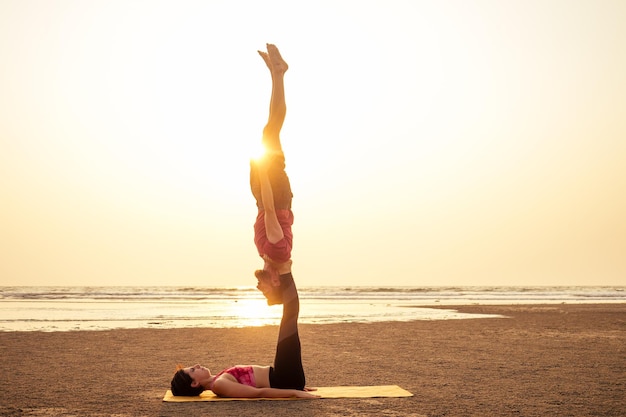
1, 285, 624, 332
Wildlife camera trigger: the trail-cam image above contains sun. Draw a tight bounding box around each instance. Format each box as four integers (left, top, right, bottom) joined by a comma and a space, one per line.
227, 298, 281, 327
250, 142, 268, 162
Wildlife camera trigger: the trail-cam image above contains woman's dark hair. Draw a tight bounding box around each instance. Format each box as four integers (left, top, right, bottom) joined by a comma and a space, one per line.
171, 367, 204, 396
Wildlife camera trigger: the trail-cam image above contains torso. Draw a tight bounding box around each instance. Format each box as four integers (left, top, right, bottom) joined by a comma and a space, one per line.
254, 209, 294, 263
252, 365, 271, 387
213, 365, 271, 388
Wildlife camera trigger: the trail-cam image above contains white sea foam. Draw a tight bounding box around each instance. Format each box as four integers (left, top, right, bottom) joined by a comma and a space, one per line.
0, 286, 624, 332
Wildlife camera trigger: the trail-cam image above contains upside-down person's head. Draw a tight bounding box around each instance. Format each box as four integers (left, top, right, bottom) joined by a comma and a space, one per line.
256, 264, 279, 284
170, 365, 205, 396
261, 256, 292, 280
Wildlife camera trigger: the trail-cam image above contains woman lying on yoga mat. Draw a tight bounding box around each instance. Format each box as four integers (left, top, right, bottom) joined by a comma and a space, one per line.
170, 44, 317, 399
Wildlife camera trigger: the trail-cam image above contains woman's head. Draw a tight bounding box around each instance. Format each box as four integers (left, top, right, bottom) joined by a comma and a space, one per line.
170, 365, 205, 396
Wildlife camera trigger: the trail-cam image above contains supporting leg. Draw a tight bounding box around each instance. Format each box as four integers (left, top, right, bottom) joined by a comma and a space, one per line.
270, 273, 305, 389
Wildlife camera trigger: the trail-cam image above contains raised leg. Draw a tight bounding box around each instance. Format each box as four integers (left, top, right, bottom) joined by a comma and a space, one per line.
269, 273, 305, 389
257, 43, 289, 153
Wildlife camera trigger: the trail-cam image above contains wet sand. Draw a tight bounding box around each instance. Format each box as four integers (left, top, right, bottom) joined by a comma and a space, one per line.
0, 304, 624, 416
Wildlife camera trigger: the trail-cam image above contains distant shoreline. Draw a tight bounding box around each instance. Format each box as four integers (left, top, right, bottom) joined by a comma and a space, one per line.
2, 286, 625, 332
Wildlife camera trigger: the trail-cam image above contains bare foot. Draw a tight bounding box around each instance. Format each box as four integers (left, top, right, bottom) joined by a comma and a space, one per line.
267, 43, 288, 73
258, 43, 288, 73
257, 50, 272, 70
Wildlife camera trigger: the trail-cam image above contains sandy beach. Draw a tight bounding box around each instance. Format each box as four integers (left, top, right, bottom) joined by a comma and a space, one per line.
0, 303, 624, 417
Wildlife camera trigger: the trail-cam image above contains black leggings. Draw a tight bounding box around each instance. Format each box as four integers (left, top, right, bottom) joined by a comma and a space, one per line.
268, 272, 305, 390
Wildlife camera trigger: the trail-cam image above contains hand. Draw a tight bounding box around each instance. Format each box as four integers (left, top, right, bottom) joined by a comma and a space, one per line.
295, 389, 320, 399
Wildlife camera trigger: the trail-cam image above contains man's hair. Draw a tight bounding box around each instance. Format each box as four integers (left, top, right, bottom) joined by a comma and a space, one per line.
170, 367, 204, 396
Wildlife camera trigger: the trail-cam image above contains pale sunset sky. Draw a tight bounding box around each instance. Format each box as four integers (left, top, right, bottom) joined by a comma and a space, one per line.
1, 0, 625, 287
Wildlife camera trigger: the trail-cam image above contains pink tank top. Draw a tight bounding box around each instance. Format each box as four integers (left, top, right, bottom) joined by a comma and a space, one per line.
254, 209, 294, 263
210, 366, 256, 389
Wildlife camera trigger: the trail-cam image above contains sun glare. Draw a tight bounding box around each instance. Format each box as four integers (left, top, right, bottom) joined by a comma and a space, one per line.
228, 298, 281, 327
250, 142, 267, 162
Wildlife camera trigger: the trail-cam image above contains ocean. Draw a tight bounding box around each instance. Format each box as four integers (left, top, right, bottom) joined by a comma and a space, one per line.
1, 286, 624, 332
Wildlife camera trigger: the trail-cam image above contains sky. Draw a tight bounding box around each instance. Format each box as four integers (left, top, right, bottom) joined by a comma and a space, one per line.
1, 0, 625, 288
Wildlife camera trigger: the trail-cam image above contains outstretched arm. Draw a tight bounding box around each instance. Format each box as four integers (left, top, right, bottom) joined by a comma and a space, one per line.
211, 378, 319, 399
258, 162, 284, 244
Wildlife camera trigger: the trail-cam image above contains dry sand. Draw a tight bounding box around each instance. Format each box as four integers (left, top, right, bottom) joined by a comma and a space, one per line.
0, 304, 624, 416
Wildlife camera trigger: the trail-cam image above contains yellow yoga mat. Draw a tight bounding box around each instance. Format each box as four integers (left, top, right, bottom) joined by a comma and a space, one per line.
163, 385, 413, 402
